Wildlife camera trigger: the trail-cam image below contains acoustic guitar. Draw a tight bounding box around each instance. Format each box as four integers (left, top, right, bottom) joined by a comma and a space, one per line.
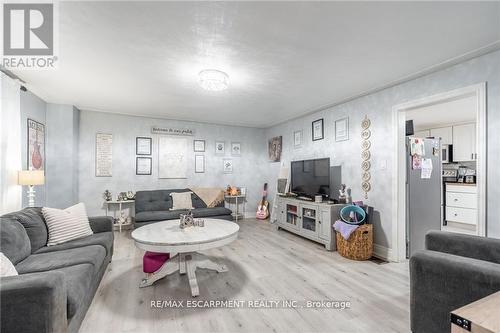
256, 183, 269, 220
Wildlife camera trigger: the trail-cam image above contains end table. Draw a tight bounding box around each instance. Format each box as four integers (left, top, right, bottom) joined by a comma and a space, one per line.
225, 195, 246, 222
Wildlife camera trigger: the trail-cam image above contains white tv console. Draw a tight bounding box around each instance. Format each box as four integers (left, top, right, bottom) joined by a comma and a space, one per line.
275, 196, 345, 251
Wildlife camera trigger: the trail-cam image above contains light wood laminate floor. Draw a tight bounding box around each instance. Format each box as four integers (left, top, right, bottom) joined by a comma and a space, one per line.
80, 219, 410, 333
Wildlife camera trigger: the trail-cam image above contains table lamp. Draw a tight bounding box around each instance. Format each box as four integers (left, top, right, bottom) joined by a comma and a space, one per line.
18, 170, 45, 207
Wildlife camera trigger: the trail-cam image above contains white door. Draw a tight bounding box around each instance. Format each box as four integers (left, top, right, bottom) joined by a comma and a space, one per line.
453, 123, 476, 161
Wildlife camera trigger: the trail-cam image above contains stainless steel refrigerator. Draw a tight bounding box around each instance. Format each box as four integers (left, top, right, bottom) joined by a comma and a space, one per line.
406, 138, 442, 258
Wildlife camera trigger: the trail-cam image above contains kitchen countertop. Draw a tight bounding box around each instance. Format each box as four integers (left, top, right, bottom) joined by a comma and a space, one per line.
445, 182, 476, 186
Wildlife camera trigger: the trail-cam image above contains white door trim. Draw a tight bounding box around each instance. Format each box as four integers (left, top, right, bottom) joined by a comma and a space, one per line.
391, 83, 487, 262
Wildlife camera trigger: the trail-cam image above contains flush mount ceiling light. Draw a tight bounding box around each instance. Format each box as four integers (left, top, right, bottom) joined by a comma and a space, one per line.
199, 69, 229, 91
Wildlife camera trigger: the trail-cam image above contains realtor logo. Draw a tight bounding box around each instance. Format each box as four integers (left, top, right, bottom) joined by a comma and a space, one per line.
3, 3, 53, 55
2, 2, 57, 69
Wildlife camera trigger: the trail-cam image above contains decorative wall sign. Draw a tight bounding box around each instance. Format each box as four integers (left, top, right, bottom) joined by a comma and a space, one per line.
312, 118, 324, 141
335, 117, 349, 142
195, 155, 205, 173
361, 115, 372, 199
223, 159, 233, 173
193, 140, 205, 152
268, 136, 282, 162
151, 126, 194, 136
158, 136, 187, 179
215, 141, 225, 155
27, 119, 45, 170
293, 130, 303, 148
96, 133, 113, 177
136, 157, 152, 175
231, 142, 241, 156
136, 137, 152, 155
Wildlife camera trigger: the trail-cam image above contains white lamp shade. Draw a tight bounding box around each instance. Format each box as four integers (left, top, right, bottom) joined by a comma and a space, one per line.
18, 170, 45, 186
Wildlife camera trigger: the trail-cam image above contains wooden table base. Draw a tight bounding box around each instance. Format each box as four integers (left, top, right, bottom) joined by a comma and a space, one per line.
139, 253, 228, 297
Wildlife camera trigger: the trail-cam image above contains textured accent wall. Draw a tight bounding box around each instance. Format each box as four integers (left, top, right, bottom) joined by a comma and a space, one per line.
45, 104, 80, 208
265, 50, 500, 252
20, 90, 47, 207
78, 111, 268, 216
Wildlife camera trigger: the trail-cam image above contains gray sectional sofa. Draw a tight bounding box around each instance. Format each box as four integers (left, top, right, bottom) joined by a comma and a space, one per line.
0, 207, 114, 333
410, 231, 500, 333
134, 189, 233, 228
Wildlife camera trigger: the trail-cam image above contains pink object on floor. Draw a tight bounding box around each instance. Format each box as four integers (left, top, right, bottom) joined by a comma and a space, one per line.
143, 251, 170, 273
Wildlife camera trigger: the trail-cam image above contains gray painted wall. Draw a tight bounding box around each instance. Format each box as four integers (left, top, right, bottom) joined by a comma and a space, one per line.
265, 49, 500, 252
45, 104, 80, 208
78, 111, 268, 217
20, 90, 47, 207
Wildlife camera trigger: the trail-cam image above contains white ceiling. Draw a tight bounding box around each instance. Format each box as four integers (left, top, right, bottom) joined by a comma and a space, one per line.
406, 94, 477, 130
14, 1, 500, 128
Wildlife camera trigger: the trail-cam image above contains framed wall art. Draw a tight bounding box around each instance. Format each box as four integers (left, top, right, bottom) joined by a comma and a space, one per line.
136, 137, 152, 155
215, 141, 225, 155
195, 155, 205, 173
312, 118, 324, 141
293, 130, 303, 148
335, 117, 349, 142
27, 119, 45, 170
223, 159, 233, 173
193, 140, 205, 152
95, 133, 113, 177
231, 142, 241, 156
268, 136, 282, 162
136, 157, 152, 175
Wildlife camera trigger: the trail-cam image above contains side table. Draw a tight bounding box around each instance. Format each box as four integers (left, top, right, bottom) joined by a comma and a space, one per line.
225, 195, 246, 222
104, 200, 135, 232
451, 291, 500, 332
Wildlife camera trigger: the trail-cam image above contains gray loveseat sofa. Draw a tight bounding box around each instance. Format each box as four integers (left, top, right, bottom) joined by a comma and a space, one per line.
0, 207, 114, 333
410, 231, 500, 333
134, 189, 233, 228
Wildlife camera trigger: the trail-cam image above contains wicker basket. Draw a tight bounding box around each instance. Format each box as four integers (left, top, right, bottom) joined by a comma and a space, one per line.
336, 224, 373, 260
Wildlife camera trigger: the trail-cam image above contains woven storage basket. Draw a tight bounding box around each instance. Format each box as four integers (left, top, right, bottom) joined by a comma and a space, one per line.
336, 224, 373, 260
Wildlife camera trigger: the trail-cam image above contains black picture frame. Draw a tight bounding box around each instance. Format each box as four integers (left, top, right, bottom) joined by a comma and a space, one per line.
312, 118, 324, 141
136, 137, 152, 155
136, 157, 152, 175
193, 139, 206, 152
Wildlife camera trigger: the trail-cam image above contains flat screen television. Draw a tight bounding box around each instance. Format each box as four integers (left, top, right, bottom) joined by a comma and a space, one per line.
290, 158, 330, 199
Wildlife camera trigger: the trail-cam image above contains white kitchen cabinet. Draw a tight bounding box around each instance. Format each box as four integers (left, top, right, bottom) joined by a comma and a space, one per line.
444, 183, 478, 235
414, 129, 430, 138
430, 126, 453, 145
452, 123, 476, 161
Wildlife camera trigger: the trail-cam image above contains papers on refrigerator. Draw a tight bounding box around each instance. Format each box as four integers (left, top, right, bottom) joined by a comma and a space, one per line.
421, 158, 433, 179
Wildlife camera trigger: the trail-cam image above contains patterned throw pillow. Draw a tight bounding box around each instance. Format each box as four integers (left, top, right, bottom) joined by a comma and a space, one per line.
42, 203, 93, 246
170, 192, 194, 210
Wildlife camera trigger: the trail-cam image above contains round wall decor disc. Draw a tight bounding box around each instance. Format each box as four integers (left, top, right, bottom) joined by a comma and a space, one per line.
361, 181, 371, 192
361, 129, 371, 140
361, 150, 371, 161
361, 140, 371, 151
362, 172, 371, 181
361, 118, 371, 130
361, 160, 371, 171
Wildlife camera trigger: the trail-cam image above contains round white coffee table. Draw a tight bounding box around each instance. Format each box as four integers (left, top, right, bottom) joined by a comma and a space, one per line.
131, 218, 239, 297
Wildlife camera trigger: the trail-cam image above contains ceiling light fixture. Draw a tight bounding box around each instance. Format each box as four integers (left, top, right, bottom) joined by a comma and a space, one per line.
199, 69, 229, 91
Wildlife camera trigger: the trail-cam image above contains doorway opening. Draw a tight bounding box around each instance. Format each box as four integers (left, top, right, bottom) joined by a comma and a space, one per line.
392, 83, 486, 261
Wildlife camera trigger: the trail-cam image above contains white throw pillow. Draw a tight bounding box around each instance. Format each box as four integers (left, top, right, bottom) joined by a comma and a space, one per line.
0, 252, 18, 277
42, 203, 93, 246
170, 192, 194, 210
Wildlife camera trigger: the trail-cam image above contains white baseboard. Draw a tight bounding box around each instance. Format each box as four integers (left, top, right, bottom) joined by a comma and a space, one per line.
373, 244, 396, 262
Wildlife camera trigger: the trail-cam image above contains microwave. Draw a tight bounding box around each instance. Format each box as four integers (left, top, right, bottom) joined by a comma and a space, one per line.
442, 144, 453, 163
